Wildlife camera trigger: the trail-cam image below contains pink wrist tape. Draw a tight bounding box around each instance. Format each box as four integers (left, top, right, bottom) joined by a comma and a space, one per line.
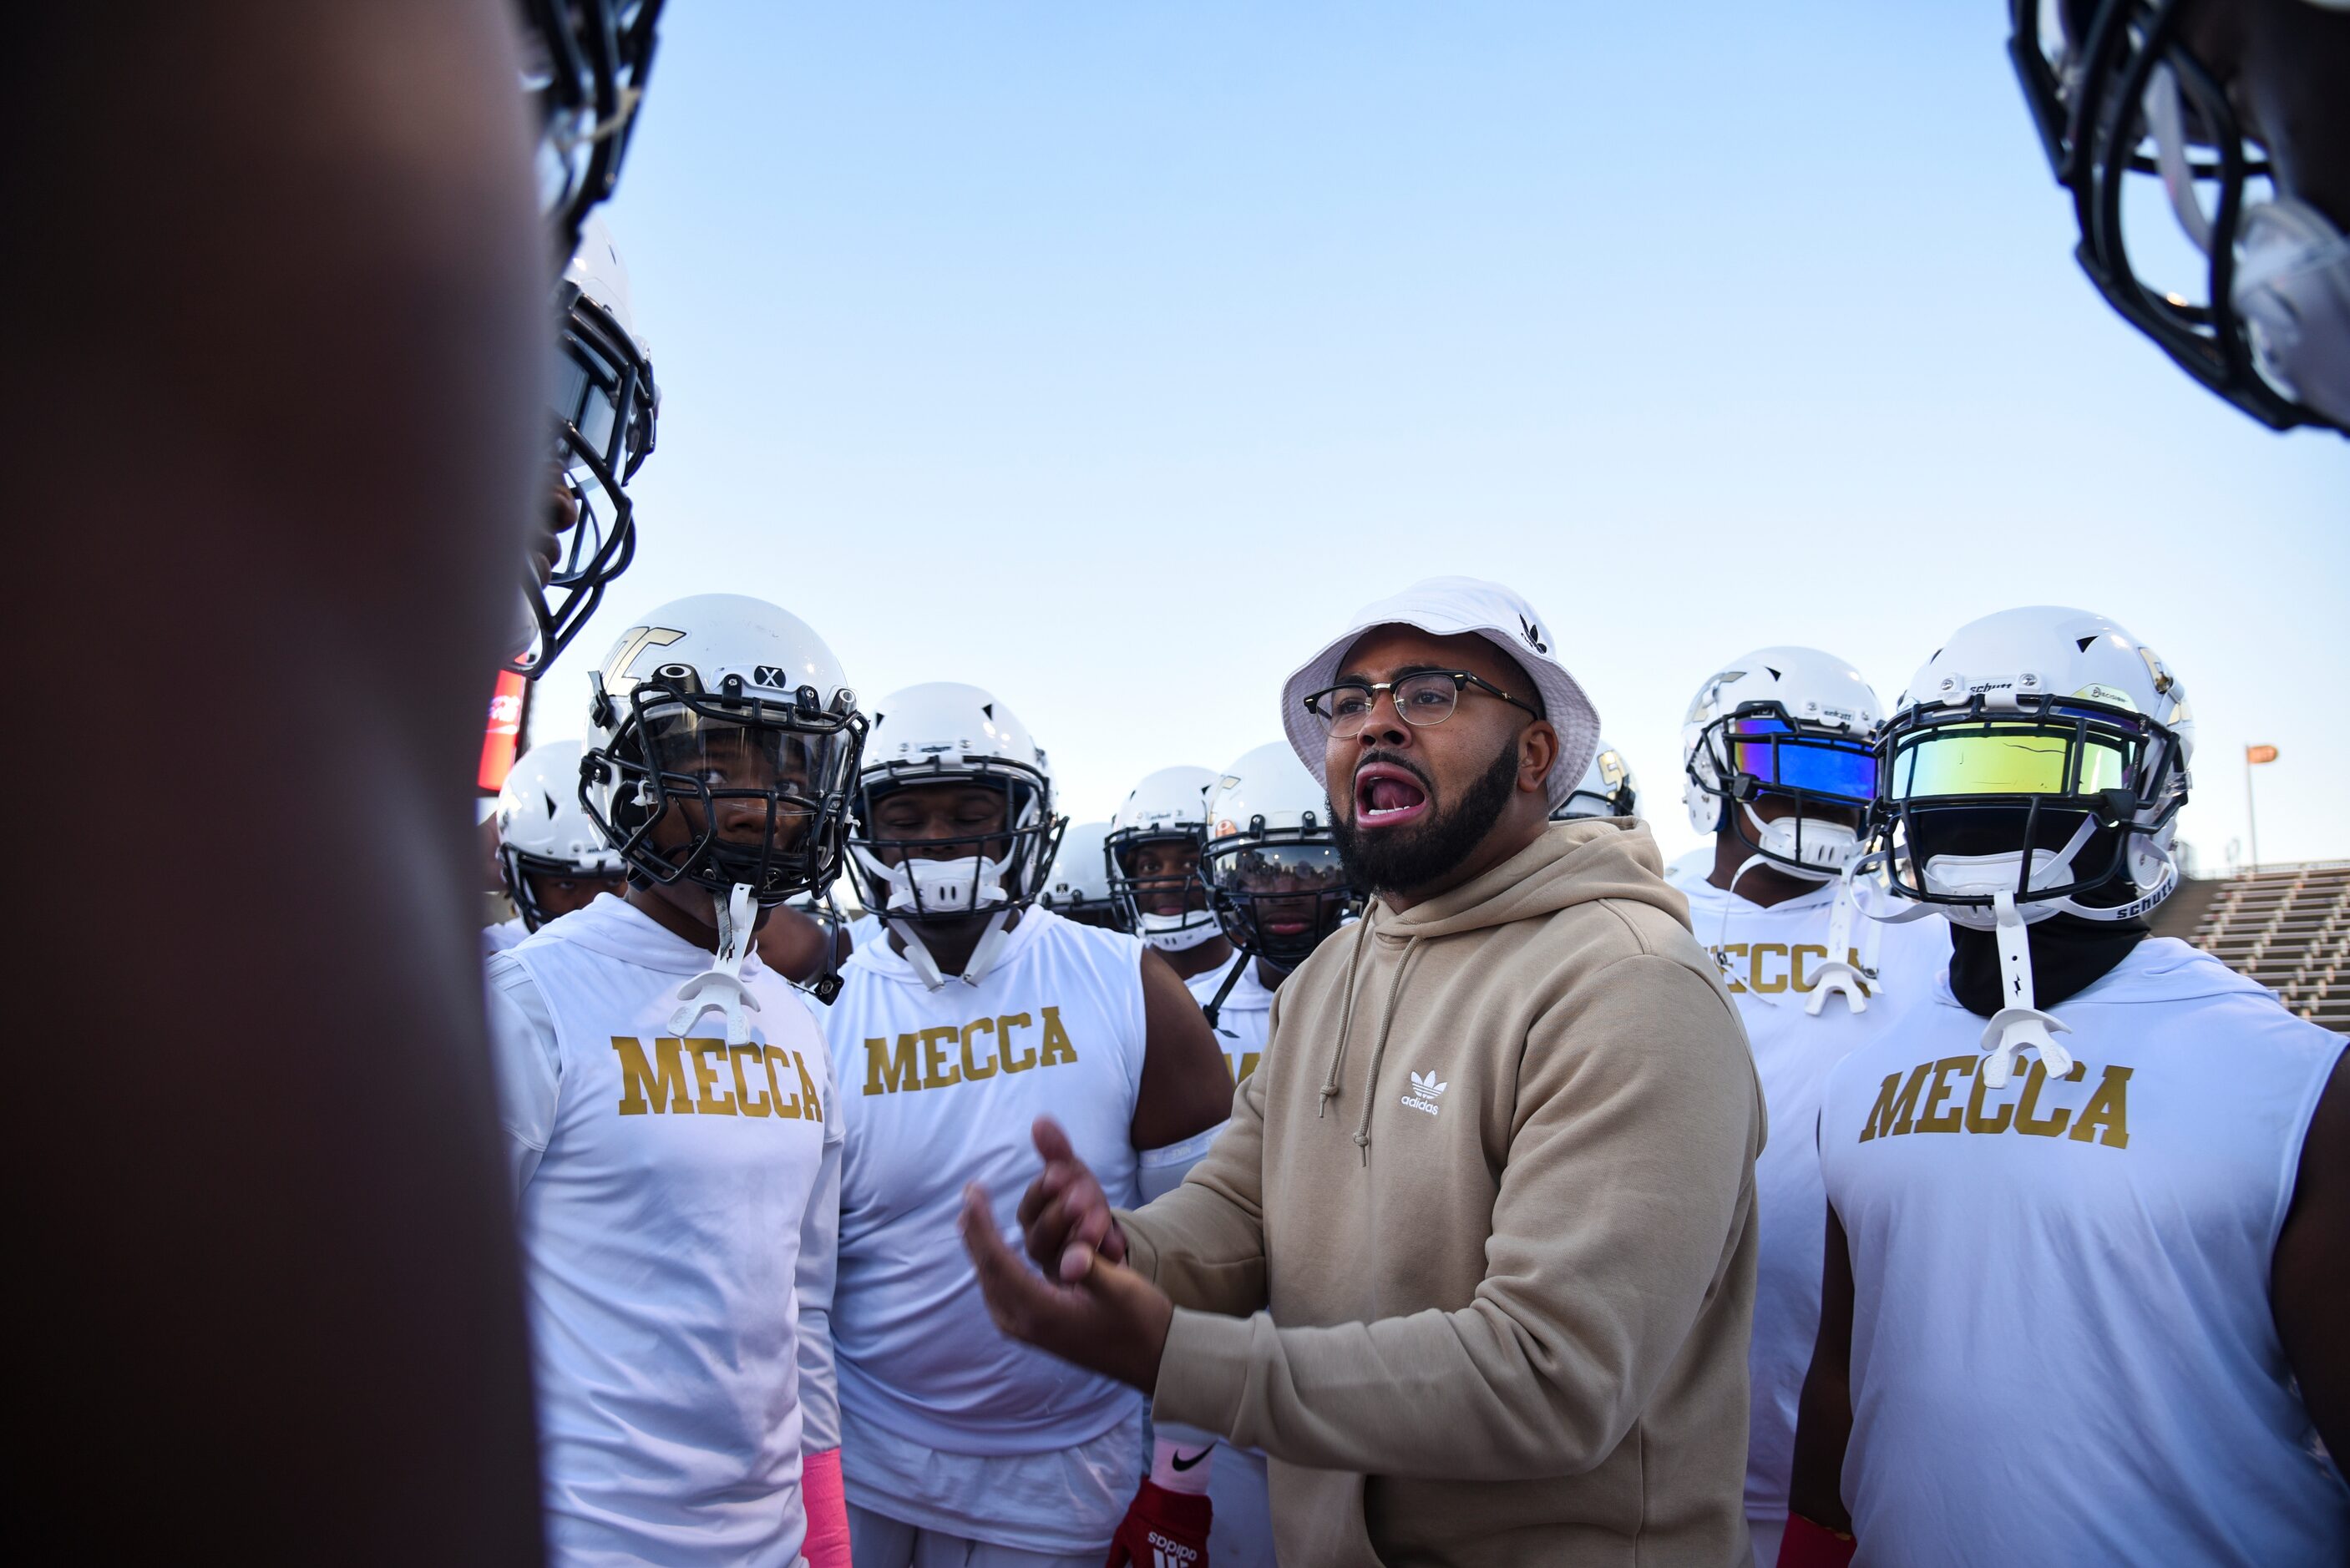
802, 1447, 850, 1568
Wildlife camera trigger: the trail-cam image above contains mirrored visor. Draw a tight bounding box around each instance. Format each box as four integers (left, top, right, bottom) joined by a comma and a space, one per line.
1213, 842, 1350, 895
1890, 723, 2134, 801
1725, 717, 1875, 800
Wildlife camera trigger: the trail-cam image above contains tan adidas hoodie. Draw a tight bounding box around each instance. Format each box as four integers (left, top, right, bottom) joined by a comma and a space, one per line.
1120, 817, 1763, 1566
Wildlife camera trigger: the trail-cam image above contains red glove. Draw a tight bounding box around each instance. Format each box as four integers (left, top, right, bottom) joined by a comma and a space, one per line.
1776, 1514, 1856, 1568
1104, 1479, 1211, 1568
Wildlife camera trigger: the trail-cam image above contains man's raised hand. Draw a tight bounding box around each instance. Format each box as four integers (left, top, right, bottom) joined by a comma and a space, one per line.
1015, 1116, 1126, 1278
960, 1181, 1172, 1393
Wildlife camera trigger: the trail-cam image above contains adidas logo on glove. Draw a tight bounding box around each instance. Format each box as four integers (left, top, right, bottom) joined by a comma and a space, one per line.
1400, 1068, 1448, 1117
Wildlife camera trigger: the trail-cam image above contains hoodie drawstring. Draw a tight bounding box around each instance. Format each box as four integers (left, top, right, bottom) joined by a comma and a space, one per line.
1350, 936, 1423, 1164
1315, 913, 1376, 1120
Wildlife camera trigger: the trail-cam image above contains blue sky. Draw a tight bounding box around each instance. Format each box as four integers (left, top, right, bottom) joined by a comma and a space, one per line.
535, 0, 2349, 871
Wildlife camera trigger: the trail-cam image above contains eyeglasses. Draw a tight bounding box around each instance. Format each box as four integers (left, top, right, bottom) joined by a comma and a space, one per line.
1302, 670, 1538, 738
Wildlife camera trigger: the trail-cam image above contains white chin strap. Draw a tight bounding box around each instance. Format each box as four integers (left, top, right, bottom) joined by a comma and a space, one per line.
886, 909, 1015, 993
1136, 912, 1220, 953
667, 882, 763, 1045
1977, 892, 2074, 1090
853, 847, 1023, 991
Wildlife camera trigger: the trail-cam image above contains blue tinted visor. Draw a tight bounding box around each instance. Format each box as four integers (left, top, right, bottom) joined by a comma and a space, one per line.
1725, 716, 1875, 802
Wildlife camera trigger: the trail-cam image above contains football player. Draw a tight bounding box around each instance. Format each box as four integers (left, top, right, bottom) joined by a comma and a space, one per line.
1551, 736, 1640, 821
484, 594, 863, 1567
1175, 740, 1365, 1568
1193, 741, 1365, 1082
2009, 0, 2350, 433
1783, 608, 2348, 1565
17, 5, 552, 1557
826, 684, 1233, 1568
1108, 766, 1237, 987
512, 213, 661, 676
1669, 650, 1950, 1568
487, 737, 629, 953
1041, 821, 1128, 931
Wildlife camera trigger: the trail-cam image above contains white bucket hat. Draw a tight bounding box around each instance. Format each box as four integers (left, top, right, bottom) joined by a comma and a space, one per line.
1280, 576, 1602, 815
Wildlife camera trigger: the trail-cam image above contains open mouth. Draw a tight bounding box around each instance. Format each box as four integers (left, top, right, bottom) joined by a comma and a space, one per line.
1353, 761, 1431, 831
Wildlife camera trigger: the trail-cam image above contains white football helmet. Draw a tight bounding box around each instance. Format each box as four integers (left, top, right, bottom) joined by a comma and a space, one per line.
1682, 647, 1882, 887
2008, 0, 2350, 434
580, 594, 865, 908
847, 682, 1061, 923
1201, 742, 1361, 972
1041, 822, 1125, 930
1874, 606, 2192, 930
1106, 766, 1223, 952
1551, 738, 1639, 821
494, 738, 625, 929
515, 213, 661, 677
1866, 605, 2194, 1087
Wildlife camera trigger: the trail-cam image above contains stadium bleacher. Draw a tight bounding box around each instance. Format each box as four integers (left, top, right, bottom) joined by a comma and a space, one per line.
2151, 862, 2350, 1034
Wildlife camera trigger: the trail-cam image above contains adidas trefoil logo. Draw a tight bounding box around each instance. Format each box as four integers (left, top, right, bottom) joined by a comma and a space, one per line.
1401, 1068, 1449, 1117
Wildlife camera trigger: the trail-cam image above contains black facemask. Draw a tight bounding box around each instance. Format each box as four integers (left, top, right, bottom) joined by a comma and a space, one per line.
1331, 735, 1520, 897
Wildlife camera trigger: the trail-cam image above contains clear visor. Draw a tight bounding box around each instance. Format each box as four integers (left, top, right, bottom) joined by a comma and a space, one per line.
1890, 721, 2135, 801
1724, 716, 1876, 801
643, 709, 842, 800
552, 326, 632, 473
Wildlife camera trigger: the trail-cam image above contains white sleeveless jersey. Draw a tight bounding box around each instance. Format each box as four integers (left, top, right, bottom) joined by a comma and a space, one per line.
1819, 938, 2350, 1565
1186, 950, 1274, 1085
484, 894, 842, 1568
482, 916, 529, 955
1666, 853, 1948, 1525
828, 908, 1149, 1466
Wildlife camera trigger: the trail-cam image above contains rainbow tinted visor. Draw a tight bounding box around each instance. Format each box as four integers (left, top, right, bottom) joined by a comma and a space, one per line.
1887, 718, 2137, 802
1724, 716, 1875, 802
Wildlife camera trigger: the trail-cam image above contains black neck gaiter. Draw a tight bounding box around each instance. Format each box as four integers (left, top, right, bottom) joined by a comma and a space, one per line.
1947, 912, 2147, 1016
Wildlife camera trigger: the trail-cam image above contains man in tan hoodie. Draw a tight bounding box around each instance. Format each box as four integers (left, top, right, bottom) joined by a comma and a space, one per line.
962, 577, 1763, 1566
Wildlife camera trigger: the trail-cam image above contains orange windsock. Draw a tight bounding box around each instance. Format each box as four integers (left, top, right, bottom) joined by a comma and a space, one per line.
2246, 745, 2279, 765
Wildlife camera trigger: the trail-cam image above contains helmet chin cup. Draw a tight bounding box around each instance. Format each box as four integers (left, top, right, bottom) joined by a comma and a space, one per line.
1919, 813, 2100, 929
1740, 801, 1855, 882
1137, 911, 1219, 953
1921, 851, 2072, 928
853, 846, 1012, 917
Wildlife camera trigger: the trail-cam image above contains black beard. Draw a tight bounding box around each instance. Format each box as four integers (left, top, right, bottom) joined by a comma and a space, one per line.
1332, 737, 1520, 897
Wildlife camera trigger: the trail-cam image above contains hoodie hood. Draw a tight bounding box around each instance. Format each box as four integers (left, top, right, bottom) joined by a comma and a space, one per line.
529, 891, 772, 979
1372, 817, 1689, 941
